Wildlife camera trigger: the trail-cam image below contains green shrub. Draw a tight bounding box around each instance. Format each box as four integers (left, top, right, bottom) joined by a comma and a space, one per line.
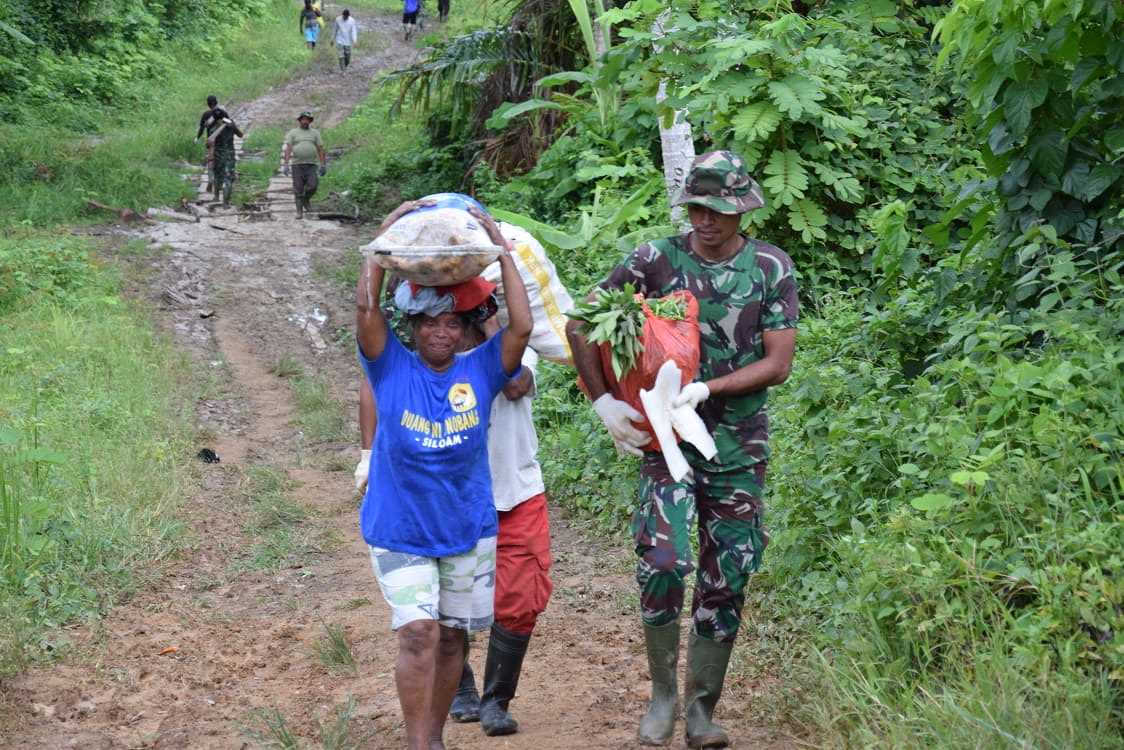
0, 234, 191, 676
0, 0, 307, 226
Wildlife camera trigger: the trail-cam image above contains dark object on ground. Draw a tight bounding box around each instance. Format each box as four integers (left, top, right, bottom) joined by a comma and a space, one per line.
209, 223, 248, 234
196, 448, 221, 464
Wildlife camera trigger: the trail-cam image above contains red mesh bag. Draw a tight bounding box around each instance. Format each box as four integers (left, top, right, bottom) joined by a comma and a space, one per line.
579, 290, 700, 452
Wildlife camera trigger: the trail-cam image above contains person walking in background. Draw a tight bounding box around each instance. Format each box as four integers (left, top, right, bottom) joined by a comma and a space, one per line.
300, 0, 321, 48
194, 94, 220, 143
206, 107, 244, 207
402, 0, 420, 40
331, 9, 358, 71
194, 94, 224, 201
567, 151, 799, 748
437, 0, 449, 22
281, 111, 326, 220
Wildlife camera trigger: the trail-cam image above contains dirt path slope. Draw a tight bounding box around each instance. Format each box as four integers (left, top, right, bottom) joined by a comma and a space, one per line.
0, 11, 794, 750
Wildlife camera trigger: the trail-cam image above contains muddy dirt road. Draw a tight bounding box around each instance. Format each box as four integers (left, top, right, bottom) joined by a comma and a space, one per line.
0, 11, 794, 750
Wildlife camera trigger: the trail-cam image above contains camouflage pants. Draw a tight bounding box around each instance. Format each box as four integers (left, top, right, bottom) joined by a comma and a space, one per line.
632, 453, 769, 643
212, 148, 236, 201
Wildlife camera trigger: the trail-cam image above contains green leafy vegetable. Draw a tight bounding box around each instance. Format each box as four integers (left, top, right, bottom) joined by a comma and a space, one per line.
567, 286, 685, 378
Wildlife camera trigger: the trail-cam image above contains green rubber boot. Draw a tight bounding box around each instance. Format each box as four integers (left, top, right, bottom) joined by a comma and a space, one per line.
637, 621, 680, 746
684, 632, 733, 749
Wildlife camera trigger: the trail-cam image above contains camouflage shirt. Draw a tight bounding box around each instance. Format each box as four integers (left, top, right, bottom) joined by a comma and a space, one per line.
601, 233, 799, 471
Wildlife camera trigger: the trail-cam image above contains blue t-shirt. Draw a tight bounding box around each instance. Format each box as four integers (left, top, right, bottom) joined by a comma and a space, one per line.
404, 0, 420, 13
359, 329, 518, 557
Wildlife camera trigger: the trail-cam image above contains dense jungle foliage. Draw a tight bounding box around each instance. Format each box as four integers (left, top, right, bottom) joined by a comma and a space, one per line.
369, 0, 1124, 745
0, 0, 305, 225
0, 0, 271, 125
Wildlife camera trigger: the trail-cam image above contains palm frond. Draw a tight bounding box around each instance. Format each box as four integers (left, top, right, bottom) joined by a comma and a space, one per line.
385, 0, 587, 175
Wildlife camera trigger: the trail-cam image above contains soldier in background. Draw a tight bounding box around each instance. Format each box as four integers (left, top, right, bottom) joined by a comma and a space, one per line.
206, 107, 244, 207
566, 151, 799, 749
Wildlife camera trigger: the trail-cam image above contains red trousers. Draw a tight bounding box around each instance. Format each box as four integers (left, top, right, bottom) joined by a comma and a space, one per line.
494, 493, 552, 635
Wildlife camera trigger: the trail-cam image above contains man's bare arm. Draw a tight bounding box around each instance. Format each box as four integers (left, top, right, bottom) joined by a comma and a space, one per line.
565, 296, 609, 401
502, 369, 534, 401
704, 328, 796, 397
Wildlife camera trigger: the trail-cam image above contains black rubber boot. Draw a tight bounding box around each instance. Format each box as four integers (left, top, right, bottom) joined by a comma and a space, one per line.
449, 659, 481, 723
638, 621, 680, 745
479, 624, 530, 736
684, 632, 733, 748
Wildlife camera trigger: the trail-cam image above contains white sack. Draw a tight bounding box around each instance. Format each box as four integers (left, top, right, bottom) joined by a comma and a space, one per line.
482, 222, 576, 366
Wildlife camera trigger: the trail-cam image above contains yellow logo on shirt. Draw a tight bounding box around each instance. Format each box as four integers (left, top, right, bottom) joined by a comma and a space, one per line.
448, 382, 477, 413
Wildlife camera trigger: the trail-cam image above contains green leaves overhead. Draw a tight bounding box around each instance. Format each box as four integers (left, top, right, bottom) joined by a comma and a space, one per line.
1002, 79, 1049, 137
936, 0, 1124, 258
762, 149, 808, 206
787, 199, 827, 243
485, 98, 563, 130
604, 0, 978, 282
766, 75, 824, 120
731, 102, 782, 143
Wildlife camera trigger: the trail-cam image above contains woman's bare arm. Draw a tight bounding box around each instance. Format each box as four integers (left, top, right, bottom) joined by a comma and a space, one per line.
355, 200, 432, 359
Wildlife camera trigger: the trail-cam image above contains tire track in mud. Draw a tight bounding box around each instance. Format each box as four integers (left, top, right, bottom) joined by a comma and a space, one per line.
0, 9, 797, 749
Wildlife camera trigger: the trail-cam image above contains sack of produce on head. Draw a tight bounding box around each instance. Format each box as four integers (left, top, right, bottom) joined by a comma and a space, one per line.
570, 287, 701, 452
480, 223, 576, 365
364, 193, 502, 286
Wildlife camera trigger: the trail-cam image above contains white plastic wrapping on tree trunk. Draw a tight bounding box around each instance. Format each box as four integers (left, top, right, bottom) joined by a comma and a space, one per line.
481, 222, 576, 365
654, 14, 696, 226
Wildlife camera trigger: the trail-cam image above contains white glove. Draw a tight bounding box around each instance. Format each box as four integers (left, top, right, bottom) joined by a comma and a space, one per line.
354, 449, 371, 492
612, 437, 644, 458
672, 381, 710, 410
282, 164, 291, 176
593, 394, 650, 451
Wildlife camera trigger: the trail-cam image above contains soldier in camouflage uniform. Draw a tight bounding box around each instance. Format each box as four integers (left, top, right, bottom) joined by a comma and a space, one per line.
567, 150, 799, 748
206, 108, 244, 207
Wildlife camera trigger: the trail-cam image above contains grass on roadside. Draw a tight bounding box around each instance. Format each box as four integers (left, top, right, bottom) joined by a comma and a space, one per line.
313, 622, 357, 675
238, 125, 287, 204
0, 232, 193, 677
272, 356, 350, 444
241, 695, 372, 750
234, 465, 314, 573
312, 246, 362, 296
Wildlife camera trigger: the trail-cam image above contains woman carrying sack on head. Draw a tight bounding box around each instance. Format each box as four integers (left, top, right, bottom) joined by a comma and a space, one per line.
355, 200, 532, 750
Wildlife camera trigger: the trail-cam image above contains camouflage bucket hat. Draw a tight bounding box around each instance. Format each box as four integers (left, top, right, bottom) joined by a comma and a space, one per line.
672, 150, 765, 215
298, 110, 314, 121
